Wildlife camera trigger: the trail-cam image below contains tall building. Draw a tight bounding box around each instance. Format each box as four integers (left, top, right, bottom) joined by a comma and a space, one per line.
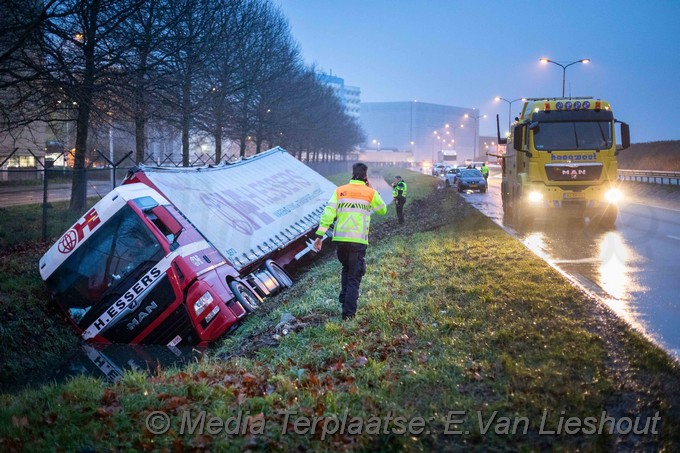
360, 101, 485, 163
317, 72, 361, 121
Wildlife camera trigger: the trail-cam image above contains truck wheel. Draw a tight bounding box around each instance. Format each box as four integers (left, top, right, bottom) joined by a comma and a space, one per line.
501, 182, 511, 217
597, 206, 618, 229
229, 281, 259, 312
513, 199, 533, 230
265, 259, 293, 289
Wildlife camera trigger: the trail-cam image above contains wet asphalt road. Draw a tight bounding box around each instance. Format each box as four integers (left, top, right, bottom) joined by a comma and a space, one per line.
0, 182, 116, 208
456, 173, 680, 358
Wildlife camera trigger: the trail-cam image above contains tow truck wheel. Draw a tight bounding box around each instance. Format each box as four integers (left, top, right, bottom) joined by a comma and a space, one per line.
596, 206, 618, 229
230, 281, 259, 312
513, 198, 533, 230
265, 260, 293, 289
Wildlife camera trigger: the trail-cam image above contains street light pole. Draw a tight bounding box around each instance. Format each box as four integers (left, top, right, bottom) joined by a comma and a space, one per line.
495, 97, 526, 133
540, 58, 590, 97
464, 111, 486, 161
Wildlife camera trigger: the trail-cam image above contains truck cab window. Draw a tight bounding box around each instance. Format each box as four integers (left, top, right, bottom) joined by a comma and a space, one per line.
534, 121, 612, 151
46, 205, 163, 327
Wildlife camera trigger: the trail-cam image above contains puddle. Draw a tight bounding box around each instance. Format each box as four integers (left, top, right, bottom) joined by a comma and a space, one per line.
2, 343, 205, 393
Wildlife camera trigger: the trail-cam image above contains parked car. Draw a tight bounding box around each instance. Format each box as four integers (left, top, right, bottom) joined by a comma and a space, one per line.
432, 164, 446, 176
456, 169, 487, 193
445, 167, 461, 187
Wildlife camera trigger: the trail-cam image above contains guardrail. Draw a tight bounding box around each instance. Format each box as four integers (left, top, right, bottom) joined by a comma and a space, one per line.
618, 169, 680, 186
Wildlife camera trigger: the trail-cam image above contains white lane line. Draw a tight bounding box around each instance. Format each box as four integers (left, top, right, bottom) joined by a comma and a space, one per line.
629, 201, 680, 213
668, 235, 680, 241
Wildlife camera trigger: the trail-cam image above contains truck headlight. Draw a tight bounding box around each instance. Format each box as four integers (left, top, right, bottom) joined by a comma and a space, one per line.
194, 291, 214, 316
605, 188, 622, 204
528, 191, 544, 203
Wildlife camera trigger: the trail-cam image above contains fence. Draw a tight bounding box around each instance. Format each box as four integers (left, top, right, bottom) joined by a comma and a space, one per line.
617, 169, 680, 186
0, 150, 413, 242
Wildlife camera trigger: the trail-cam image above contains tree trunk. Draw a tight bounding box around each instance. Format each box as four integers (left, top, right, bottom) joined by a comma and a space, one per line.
215, 127, 223, 163
181, 73, 192, 167
70, 110, 90, 212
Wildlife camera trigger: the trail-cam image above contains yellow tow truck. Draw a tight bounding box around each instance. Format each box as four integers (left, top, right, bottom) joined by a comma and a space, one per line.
497, 97, 630, 228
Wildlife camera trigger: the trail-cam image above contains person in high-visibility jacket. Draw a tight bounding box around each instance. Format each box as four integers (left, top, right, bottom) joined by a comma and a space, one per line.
391, 175, 407, 224
313, 163, 387, 320
480, 162, 489, 181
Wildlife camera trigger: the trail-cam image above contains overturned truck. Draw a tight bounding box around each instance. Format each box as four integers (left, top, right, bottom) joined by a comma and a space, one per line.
39, 147, 336, 346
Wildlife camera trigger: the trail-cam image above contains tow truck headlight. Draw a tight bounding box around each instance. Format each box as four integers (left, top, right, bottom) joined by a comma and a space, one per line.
193, 291, 214, 316
528, 191, 544, 203
605, 188, 622, 204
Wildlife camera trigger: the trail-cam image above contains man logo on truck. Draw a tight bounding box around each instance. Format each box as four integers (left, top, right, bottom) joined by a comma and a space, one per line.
127, 301, 159, 331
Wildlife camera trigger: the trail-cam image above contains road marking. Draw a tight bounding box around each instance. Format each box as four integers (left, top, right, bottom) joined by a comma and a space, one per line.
668, 235, 680, 241
629, 201, 680, 213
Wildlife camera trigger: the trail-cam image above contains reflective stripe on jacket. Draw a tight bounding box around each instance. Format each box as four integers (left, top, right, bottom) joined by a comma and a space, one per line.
316, 180, 387, 244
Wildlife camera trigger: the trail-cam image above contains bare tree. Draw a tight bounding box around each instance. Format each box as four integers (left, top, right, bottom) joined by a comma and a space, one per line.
115, 0, 185, 164
160, 0, 218, 166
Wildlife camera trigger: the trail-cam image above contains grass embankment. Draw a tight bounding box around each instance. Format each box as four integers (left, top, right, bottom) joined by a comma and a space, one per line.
0, 201, 90, 387
2, 170, 680, 451
618, 140, 680, 171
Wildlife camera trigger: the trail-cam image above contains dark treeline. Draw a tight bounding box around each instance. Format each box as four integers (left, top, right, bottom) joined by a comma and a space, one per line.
0, 0, 364, 211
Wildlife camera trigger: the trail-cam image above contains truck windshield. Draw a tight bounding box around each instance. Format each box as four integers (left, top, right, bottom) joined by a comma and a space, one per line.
533, 121, 612, 151
47, 204, 163, 328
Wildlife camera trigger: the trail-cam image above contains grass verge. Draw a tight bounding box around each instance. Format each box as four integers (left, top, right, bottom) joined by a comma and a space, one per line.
0, 200, 97, 388
1, 170, 679, 451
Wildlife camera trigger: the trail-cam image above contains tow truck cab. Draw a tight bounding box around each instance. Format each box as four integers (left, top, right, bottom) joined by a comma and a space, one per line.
500, 98, 630, 228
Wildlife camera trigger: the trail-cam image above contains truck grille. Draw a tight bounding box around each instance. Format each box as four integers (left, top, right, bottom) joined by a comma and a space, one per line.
545, 163, 603, 181
142, 305, 198, 346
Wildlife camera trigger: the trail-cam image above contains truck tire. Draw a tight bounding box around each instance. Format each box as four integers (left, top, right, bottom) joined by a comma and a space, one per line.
265, 259, 293, 289
512, 194, 533, 230
501, 182, 511, 217
229, 281, 259, 312
596, 206, 618, 229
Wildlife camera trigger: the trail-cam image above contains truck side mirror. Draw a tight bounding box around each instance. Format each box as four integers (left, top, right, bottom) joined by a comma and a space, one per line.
496, 114, 507, 145
513, 125, 524, 152
151, 205, 183, 242
620, 122, 630, 150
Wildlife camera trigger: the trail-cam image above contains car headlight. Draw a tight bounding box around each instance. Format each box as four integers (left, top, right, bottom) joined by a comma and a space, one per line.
605, 188, 622, 204
528, 191, 544, 203
193, 291, 214, 316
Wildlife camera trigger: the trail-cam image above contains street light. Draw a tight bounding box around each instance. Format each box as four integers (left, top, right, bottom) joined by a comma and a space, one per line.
495, 96, 526, 133
539, 58, 590, 97
464, 111, 487, 161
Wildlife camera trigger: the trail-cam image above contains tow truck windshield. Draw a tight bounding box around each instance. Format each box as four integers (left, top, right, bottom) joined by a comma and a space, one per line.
533, 121, 613, 151
47, 205, 163, 328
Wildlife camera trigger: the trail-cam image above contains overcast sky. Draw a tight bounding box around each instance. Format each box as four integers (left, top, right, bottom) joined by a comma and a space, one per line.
277, 0, 680, 143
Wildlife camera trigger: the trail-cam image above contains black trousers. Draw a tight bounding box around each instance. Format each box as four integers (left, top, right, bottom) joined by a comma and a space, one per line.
336, 242, 367, 319
395, 197, 406, 223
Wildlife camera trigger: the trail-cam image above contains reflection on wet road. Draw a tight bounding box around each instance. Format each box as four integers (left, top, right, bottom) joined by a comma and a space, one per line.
458, 174, 680, 358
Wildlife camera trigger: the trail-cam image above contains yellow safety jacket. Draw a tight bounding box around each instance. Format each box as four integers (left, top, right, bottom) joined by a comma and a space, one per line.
392, 181, 407, 198
316, 180, 387, 244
